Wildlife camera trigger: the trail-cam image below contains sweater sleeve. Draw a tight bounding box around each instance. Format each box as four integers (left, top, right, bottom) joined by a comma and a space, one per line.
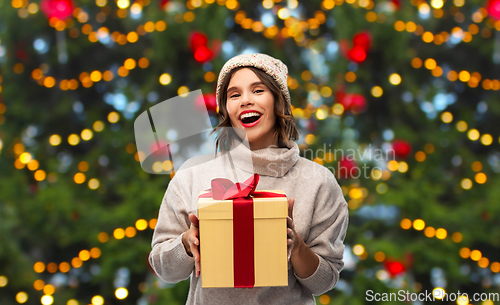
293, 169, 349, 295
149, 174, 195, 283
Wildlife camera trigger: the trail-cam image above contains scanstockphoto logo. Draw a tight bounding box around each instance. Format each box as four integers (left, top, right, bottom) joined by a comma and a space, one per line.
133, 89, 253, 181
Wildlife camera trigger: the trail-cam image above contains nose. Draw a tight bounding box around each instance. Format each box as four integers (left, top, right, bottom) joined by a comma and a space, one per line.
239, 90, 254, 107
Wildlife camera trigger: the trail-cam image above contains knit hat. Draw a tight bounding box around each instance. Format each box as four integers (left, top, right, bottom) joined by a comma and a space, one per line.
215, 53, 291, 110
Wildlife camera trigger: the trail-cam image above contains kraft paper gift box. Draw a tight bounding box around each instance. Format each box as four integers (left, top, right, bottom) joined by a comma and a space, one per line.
197, 173, 288, 288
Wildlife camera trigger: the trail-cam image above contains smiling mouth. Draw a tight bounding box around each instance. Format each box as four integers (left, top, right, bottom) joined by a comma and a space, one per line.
241, 114, 261, 124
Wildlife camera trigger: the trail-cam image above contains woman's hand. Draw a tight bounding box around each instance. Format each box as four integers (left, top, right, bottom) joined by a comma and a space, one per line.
182, 213, 201, 277
287, 197, 302, 261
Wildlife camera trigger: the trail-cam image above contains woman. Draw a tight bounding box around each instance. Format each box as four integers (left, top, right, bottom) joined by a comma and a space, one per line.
149, 53, 349, 304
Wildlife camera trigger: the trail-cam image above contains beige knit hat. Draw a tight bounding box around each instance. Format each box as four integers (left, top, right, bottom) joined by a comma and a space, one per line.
215, 53, 291, 110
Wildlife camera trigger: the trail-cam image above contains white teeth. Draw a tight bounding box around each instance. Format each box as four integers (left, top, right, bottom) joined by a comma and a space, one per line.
240, 112, 261, 119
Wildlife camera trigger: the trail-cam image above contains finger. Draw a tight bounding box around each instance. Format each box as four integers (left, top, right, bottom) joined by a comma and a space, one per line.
288, 197, 295, 219
189, 213, 200, 228
287, 216, 295, 231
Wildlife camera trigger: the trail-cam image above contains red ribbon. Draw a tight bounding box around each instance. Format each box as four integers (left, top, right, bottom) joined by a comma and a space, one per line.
198, 174, 286, 288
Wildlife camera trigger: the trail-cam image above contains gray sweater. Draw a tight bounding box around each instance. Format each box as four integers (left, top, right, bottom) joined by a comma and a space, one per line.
149, 140, 349, 304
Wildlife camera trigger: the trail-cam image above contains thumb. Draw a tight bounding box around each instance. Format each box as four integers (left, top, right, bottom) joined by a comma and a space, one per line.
288, 197, 294, 219
189, 213, 199, 228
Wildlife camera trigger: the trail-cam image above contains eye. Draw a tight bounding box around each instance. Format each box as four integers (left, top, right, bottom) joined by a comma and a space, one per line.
229, 93, 240, 98
254, 89, 264, 93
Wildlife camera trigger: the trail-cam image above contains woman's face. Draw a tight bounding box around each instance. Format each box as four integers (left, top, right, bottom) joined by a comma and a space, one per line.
226, 68, 277, 150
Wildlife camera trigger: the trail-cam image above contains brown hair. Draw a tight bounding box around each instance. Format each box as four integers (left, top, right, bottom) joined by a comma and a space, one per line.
210, 66, 299, 153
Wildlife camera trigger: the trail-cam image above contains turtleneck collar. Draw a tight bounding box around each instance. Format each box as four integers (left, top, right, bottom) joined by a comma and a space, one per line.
227, 139, 300, 178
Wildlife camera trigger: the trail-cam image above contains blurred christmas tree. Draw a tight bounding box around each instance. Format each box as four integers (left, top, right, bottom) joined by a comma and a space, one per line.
1, 0, 500, 304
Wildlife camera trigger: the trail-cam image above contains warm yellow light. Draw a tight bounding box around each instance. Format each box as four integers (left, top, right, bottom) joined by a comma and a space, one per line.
435, 228, 447, 239
93, 121, 104, 132
49, 134, 62, 146
262, 0, 273, 9
424, 58, 437, 70
136, 219, 148, 231
277, 8, 290, 19
177, 86, 189, 96
491, 262, 500, 273
478, 257, 489, 268
456, 121, 467, 132
441, 112, 453, 123
149, 218, 157, 229
43, 284, 55, 295
374, 251, 386, 262
34, 262, 46, 273
81, 129, 93, 141
398, 161, 408, 173
467, 129, 480, 141
461, 178, 472, 190
68, 134, 80, 146
34, 279, 45, 290
458, 70, 470, 82
475, 173, 487, 184
459, 247, 470, 259
430, 0, 443, 9
74, 173, 86, 184
451, 232, 463, 243
88, 178, 100, 189
125, 226, 136, 237
79, 250, 90, 261
480, 134, 493, 145
371, 86, 383, 97
316, 108, 328, 120
424, 226, 436, 237
28, 159, 40, 171
387, 160, 399, 171
159, 73, 172, 85
41, 295, 54, 305
114, 228, 125, 239
16, 292, 28, 303
413, 219, 425, 231
91, 295, 104, 305
389, 73, 401, 85
67, 299, 79, 305
90, 247, 101, 258
98, 232, 109, 243
90, 71, 102, 82
124, 58, 136, 70
34, 170, 46, 181
352, 244, 365, 255
470, 250, 482, 261
305, 134, 316, 145
400, 218, 412, 230
116, 0, 129, 9
19, 152, 32, 164
115, 287, 129, 300
108, 112, 119, 123
332, 104, 344, 115
71, 257, 83, 268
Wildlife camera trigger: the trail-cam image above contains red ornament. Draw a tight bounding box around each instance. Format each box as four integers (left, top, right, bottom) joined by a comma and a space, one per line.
337, 157, 359, 179
195, 93, 217, 112
160, 0, 169, 10
347, 46, 367, 64
486, 0, 500, 20
391, 0, 401, 10
392, 139, 412, 159
41, 0, 74, 20
194, 45, 213, 64
352, 31, 372, 52
189, 31, 209, 53
384, 260, 406, 277
341, 93, 367, 114
342, 31, 372, 64
189, 31, 219, 64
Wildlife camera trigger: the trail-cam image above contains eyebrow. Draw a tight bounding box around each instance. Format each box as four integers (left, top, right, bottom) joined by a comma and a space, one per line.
227, 81, 265, 94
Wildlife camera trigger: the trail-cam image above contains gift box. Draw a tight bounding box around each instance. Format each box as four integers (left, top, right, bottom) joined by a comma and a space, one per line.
197, 174, 288, 288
